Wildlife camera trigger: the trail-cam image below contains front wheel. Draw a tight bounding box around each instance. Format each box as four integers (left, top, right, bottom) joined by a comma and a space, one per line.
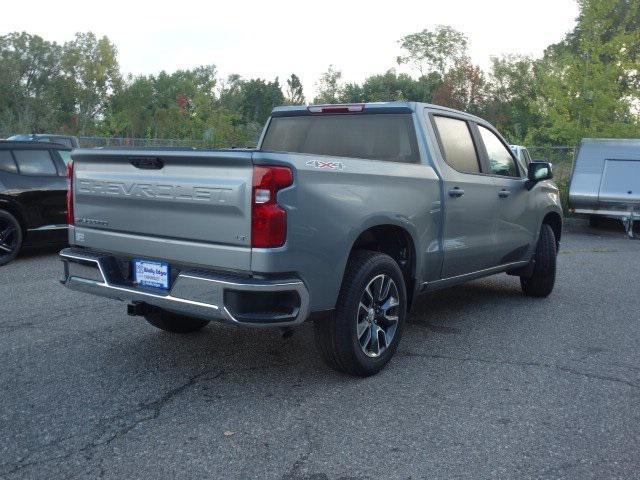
144, 308, 210, 333
520, 223, 557, 297
314, 250, 407, 377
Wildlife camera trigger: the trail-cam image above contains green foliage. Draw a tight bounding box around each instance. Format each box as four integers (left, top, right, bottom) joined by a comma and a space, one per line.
433, 58, 486, 115
285, 74, 305, 104
61, 32, 121, 134
527, 0, 640, 144
1, 3, 638, 148
397, 25, 469, 77
314, 65, 342, 104
483, 55, 540, 143
0, 32, 64, 133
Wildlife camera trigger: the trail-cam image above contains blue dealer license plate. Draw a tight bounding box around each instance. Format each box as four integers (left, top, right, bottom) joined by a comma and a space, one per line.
134, 260, 170, 290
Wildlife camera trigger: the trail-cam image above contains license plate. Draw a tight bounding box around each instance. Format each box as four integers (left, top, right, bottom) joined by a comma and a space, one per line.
133, 260, 170, 290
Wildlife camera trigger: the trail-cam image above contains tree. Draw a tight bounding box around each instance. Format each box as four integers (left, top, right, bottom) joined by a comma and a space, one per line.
356, 69, 442, 103
237, 78, 285, 124
528, 0, 640, 144
285, 74, 305, 104
484, 55, 540, 143
314, 65, 342, 104
61, 33, 121, 134
433, 57, 486, 115
359, 70, 416, 102
0, 32, 65, 135
397, 25, 468, 77
104, 66, 219, 140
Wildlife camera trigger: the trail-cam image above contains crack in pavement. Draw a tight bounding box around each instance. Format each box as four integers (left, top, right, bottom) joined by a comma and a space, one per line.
281, 425, 314, 480
1, 358, 303, 478
0, 322, 35, 333
397, 352, 640, 390
0, 370, 216, 477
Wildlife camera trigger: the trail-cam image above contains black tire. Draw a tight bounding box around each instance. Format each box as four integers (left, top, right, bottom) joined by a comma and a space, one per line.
314, 250, 407, 377
589, 215, 603, 228
0, 210, 23, 267
520, 223, 557, 297
144, 308, 209, 333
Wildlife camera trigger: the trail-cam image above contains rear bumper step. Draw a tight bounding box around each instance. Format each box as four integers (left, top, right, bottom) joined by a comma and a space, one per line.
59, 248, 310, 327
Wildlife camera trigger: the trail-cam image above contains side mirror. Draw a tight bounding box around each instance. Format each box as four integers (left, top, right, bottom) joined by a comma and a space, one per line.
527, 161, 553, 189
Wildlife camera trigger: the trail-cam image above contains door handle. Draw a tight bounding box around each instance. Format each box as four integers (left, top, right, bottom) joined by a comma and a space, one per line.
498, 189, 511, 198
448, 188, 465, 198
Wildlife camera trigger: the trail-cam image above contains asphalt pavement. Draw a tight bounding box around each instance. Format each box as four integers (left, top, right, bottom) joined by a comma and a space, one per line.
1, 220, 639, 480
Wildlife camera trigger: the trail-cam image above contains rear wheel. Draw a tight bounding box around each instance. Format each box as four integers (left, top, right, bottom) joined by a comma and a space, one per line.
314, 250, 407, 377
520, 223, 557, 297
589, 215, 603, 228
0, 210, 23, 267
144, 308, 210, 333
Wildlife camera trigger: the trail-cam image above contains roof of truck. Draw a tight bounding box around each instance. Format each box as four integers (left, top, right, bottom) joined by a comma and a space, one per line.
271, 102, 486, 123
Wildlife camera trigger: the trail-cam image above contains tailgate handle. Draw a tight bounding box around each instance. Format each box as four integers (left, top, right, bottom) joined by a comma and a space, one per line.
130, 157, 164, 170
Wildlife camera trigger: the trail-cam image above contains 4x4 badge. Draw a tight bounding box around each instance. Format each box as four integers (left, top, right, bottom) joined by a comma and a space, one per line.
305, 160, 345, 170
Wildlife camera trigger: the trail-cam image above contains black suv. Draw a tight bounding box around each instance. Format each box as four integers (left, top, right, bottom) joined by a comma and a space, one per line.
0, 141, 71, 265
7, 133, 80, 149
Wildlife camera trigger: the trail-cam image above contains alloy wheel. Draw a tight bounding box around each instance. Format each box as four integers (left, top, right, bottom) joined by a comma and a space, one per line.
0, 219, 19, 259
356, 274, 400, 358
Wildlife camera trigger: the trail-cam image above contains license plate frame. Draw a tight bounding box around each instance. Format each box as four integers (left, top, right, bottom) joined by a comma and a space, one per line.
133, 259, 170, 290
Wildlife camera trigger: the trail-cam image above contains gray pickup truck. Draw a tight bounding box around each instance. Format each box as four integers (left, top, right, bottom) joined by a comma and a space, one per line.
60, 102, 562, 376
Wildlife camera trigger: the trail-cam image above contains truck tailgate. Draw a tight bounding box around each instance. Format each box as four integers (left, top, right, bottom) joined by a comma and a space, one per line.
70, 149, 253, 271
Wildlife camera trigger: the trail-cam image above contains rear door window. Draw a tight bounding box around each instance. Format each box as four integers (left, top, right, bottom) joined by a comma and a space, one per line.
12, 149, 58, 176
0, 150, 18, 173
261, 114, 419, 163
432, 116, 481, 174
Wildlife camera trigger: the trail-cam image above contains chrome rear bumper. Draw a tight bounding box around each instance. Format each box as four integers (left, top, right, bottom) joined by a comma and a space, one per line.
59, 248, 310, 327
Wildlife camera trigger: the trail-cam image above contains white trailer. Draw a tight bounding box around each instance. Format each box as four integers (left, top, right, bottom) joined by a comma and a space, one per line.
569, 138, 640, 238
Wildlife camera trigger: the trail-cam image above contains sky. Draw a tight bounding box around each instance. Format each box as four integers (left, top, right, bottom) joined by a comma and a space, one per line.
1, 0, 580, 98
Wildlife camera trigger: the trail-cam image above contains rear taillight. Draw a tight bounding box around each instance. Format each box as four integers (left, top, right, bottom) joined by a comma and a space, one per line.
251, 165, 293, 248
66, 162, 74, 225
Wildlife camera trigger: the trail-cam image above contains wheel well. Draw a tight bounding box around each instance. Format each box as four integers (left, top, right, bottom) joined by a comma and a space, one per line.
350, 225, 416, 307
542, 212, 562, 248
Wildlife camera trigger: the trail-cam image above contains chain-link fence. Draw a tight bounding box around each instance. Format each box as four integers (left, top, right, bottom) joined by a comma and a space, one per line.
528, 146, 576, 184
528, 146, 576, 210
76, 137, 577, 209
77, 137, 209, 149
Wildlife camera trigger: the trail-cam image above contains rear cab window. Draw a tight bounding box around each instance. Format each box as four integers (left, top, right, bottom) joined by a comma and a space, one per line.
261, 113, 420, 163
